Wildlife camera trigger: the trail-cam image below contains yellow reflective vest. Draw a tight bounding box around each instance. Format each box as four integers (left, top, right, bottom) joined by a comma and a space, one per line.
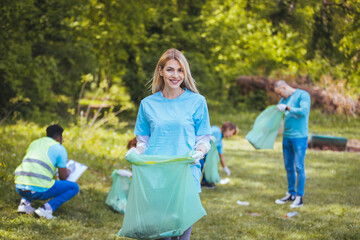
14, 137, 58, 189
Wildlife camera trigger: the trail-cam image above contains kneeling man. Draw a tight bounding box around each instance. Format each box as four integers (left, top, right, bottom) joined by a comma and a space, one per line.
14, 124, 79, 219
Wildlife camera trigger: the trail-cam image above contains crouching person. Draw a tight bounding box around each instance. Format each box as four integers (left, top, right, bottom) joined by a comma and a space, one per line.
14, 124, 79, 219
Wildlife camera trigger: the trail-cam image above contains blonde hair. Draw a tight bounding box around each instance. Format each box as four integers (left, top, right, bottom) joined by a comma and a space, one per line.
152, 48, 198, 94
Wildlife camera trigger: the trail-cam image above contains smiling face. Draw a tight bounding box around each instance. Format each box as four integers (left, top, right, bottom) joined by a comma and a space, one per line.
160, 59, 185, 91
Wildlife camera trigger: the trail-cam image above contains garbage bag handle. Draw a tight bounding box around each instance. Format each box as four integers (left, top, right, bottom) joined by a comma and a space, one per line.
131, 156, 195, 165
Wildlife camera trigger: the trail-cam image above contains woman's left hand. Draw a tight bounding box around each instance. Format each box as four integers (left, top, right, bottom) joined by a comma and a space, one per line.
192, 151, 204, 164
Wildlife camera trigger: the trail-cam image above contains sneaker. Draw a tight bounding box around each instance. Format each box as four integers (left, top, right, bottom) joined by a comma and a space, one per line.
290, 196, 303, 208
275, 192, 296, 204
35, 206, 56, 219
201, 182, 216, 189
17, 200, 35, 214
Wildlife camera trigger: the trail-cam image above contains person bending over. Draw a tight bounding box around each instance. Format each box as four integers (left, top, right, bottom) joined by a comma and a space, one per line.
200, 122, 238, 189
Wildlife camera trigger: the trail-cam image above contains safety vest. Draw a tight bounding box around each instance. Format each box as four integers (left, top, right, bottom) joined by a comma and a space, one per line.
14, 137, 58, 189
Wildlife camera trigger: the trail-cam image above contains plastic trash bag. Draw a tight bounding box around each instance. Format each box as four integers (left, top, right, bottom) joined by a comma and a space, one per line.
118, 151, 206, 239
203, 140, 220, 184
105, 169, 132, 214
246, 105, 284, 149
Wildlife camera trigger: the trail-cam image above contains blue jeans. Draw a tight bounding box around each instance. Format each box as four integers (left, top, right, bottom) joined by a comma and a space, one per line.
282, 137, 308, 197
16, 180, 79, 212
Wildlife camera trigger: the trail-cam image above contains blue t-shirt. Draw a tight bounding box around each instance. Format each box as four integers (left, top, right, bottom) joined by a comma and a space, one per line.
279, 89, 311, 138
211, 126, 223, 154
134, 88, 211, 192
16, 141, 68, 192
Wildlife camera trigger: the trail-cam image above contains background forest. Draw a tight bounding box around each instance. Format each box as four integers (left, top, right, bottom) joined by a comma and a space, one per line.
1, 0, 359, 123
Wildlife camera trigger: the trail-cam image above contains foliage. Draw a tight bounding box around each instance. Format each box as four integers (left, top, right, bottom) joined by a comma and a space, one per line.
1, 0, 359, 121
74, 73, 135, 131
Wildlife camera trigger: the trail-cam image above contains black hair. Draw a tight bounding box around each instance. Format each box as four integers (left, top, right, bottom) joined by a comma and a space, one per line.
46, 124, 64, 139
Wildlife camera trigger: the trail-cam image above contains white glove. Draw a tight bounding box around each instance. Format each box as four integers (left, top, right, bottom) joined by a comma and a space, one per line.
223, 166, 231, 176
116, 169, 132, 178
277, 104, 287, 112
192, 151, 204, 164
125, 147, 140, 158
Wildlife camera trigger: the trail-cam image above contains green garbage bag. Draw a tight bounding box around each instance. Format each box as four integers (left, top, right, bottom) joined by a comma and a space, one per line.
105, 169, 132, 214
246, 105, 284, 149
118, 151, 207, 239
203, 140, 220, 184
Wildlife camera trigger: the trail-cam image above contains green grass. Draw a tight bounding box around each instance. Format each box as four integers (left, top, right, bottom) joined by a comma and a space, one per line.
0, 111, 359, 239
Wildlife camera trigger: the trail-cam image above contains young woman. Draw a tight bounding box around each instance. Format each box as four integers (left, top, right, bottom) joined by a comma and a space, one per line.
127, 48, 211, 239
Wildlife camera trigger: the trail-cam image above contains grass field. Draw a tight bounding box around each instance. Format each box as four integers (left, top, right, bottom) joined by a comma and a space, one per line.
0, 110, 359, 239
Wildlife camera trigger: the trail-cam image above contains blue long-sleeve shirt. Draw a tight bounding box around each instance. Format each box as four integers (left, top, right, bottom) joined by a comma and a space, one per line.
279, 89, 311, 138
